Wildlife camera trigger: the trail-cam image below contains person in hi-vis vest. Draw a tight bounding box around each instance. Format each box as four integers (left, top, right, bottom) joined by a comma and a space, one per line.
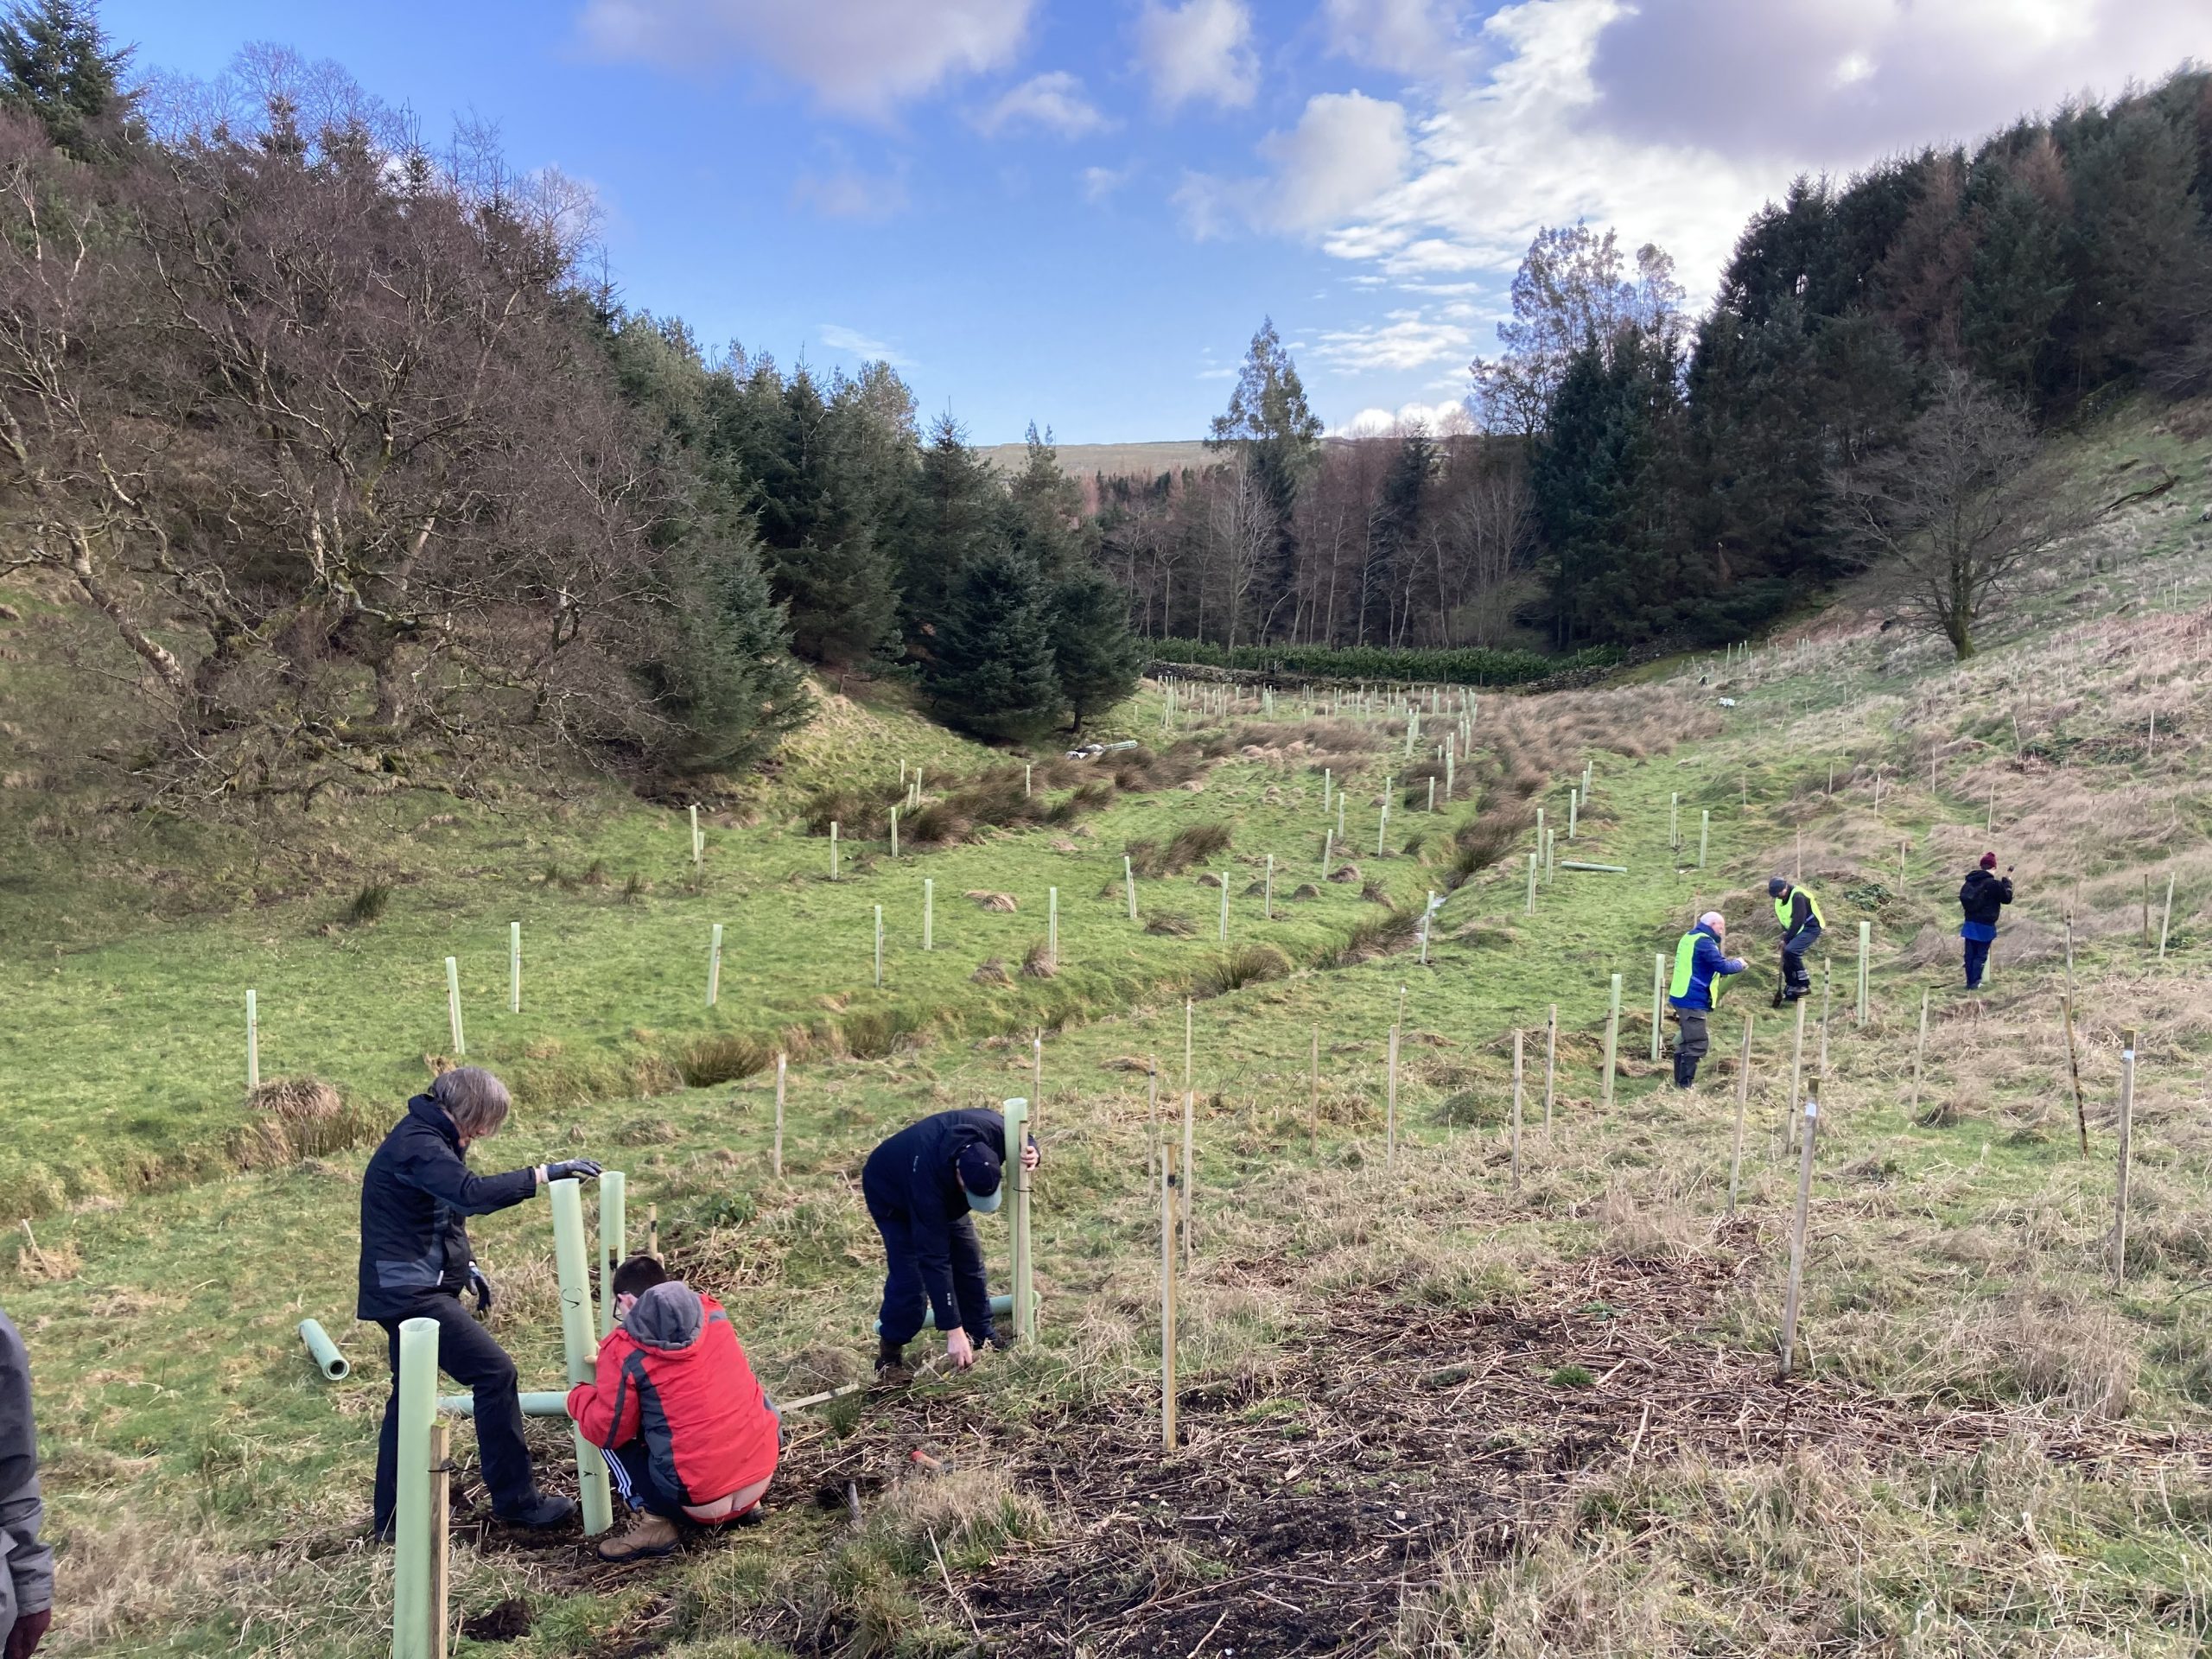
1668, 912, 1747, 1088
1766, 877, 1825, 1007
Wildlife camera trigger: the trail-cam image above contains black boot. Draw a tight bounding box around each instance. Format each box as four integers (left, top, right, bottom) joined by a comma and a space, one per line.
1672, 1052, 1693, 1089
875, 1338, 911, 1386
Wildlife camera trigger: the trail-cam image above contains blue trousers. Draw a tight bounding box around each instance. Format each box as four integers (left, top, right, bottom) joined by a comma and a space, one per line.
863, 1185, 993, 1347
1963, 936, 1991, 989
374, 1292, 533, 1533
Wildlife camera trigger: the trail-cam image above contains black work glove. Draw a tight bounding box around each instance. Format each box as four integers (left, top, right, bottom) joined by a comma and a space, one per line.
467, 1263, 494, 1313
545, 1159, 602, 1183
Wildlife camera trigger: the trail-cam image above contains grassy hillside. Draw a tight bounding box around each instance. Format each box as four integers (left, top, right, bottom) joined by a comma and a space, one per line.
977, 440, 1214, 480
6, 399, 2212, 1656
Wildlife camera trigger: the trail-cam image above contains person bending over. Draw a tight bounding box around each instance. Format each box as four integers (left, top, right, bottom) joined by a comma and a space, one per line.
568, 1255, 782, 1563
862, 1109, 1039, 1383
358, 1065, 601, 1539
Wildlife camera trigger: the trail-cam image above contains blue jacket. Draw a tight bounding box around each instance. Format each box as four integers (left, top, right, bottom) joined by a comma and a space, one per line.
356, 1095, 539, 1322
861, 1109, 1007, 1332
1669, 924, 1746, 1012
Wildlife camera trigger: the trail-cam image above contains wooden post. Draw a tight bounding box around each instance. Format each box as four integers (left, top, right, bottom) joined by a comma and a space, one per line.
1543, 1004, 1558, 1136
1385, 1016, 1401, 1170
245, 988, 259, 1090
1726, 1013, 1752, 1217
1160, 1157, 1178, 1452
1787, 997, 1807, 1154
1525, 852, 1537, 913
1650, 951, 1665, 1064
1856, 922, 1869, 1024
1308, 1027, 1319, 1160
2112, 1028, 2136, 1281
1910, 988, 1929, 1119
1777, 1081, 1820, 1379
924, 878, 934, 951
772, 1054, 785, 1178
1124, 856, 1136, 922
1510, 1028, 1524, 1192
873, 906, 883, 988
2158, 874, 2175, 960
509, 921, 521, 1014
444, 957, 465, 1057
646, 1205, 658, 1259
2062, 993, 2087, 1156
427, 1420, 451, 1659
1698, 810, 1708, 870
1602, 974, 1621, 1110
1180, 1084, 1195, 1271
708, 923, 723, 1007
1819, 960, 1832, 1076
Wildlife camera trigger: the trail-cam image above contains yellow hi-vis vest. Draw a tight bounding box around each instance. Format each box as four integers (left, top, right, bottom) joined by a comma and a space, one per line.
1775, 886, 1826, 933
1670, 928, 1723, 1007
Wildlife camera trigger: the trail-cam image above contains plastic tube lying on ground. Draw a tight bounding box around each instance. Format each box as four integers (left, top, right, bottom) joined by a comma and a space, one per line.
1558, 861, 1629, 874
442, 1381, 868, 1417
297, 1318, 349, 1381
874, 1292, 1014, 1336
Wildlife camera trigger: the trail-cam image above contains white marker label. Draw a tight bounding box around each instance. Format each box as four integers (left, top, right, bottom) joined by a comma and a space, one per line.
2123, 1050, 2136, 1063
1803, 1101, 1819, 1119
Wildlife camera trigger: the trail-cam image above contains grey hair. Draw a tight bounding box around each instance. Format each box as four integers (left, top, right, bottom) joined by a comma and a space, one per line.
431, 1066, 512, 1138
1700, 911, 1726, 931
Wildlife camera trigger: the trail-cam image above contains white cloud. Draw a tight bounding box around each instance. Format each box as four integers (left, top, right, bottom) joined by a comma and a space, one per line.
1323, 0, 1459, 78
792, 164, 909, 220
1136, 0, 1260, 111
1081, 163, 1135, 203
1586, 0, 2212, 169
817, 323, 915, 367
978, 71, 1109, 137
577, 0, 1034, 118
1310, 309, 1475, 373
1332, 397, 1475, 437
1260, 91, 1411, 232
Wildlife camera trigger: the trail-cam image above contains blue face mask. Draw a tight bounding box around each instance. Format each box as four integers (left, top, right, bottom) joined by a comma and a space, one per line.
963, 1186, 1003, 1214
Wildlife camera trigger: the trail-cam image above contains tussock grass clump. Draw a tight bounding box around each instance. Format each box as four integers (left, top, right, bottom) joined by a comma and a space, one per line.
801, 779, 907, 838
1127, 820, 1233, 877
1144, 912, 1196, 937
972, 959, 1011, 984
842, 1007, 923, 1059
239, 1076, 374, 1161
1193, 944, 1294, 998
1331, 906, 1424, 966
343, 881, 391, 925
1020, 942, 1058, 979
965, 889, 1019, 911
1444, 804, 1532, 887
678, 1033, 772, 1088
1360, 880, 1395, 906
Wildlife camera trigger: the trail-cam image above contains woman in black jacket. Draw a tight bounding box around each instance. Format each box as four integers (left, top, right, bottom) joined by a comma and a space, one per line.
1958, 853, 2013, 990
357, 1065, 600, 1539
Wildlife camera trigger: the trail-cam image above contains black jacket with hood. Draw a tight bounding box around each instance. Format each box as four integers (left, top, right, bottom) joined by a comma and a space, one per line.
1958, 868, 2014, 926
356, 1094, 539, 1322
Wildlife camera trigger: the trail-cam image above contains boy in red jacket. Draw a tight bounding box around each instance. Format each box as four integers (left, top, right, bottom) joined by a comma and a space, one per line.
566, 1256, 781, 1562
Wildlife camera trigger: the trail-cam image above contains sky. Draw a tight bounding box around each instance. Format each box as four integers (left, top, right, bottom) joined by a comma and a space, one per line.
100, 0, 2211, 445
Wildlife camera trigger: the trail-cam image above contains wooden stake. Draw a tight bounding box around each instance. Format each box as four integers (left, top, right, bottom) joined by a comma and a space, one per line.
2062, 993, 2087, 1157
1602, 974, 1621, 1111
1032, 1034, 1044, 1134
1777, 1081, 1820, 1379
1910, 988, 1929, 1120
1726, 1013, 1752, 1217
1147, 1064, 1160, 1178
1787, 997, 1806, 1154
1818, 960, 1831, 1076
1180, 1086, 1195, 1271
2112, 1027, 2136, 1281
1160, 1159, 1178, 1452
1308, 1027, 1319, 1160
1385, 1017, 1401, 1170
2158, 874, 2175, 960
428, 1421, 451, 1659
1510, 1028, 1524, 1192
772, 1054, 785, 1178
1542, 1004, 1558, 1136
646, 1205, 658, 1259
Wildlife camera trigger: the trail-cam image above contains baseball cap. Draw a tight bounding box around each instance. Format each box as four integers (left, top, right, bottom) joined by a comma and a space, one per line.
957, 1141, 1003, 1213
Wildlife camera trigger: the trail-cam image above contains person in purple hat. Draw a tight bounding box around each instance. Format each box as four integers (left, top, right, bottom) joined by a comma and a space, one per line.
1957, 852, 2013, 991
861, 1109, 1039, 1384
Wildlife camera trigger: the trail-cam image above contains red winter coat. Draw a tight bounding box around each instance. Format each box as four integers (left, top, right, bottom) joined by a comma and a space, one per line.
566, 1284, 779, 1517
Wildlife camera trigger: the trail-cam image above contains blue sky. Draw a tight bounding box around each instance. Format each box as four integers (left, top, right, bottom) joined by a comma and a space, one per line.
103, 1, 2209, 444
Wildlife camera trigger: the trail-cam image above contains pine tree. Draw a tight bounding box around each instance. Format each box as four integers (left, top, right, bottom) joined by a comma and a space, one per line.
1207, 318, 1323, 642
1049, 569, 1143, 733
0, 0, 134, 158
1006, 422, 1085, 576
647, 533, 812, 775
904, 413, 1009, 632
924, 552, 1066, 741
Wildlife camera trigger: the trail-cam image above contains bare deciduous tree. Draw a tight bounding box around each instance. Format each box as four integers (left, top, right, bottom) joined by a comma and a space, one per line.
1834, 367, 2076, 659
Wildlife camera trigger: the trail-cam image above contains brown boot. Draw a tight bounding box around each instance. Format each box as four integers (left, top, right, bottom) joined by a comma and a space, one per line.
874, 1338, 912, 1388
594, 1512, 681, 1563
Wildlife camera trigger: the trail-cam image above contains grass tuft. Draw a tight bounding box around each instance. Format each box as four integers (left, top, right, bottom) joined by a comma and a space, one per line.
343, 881, 391, 926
